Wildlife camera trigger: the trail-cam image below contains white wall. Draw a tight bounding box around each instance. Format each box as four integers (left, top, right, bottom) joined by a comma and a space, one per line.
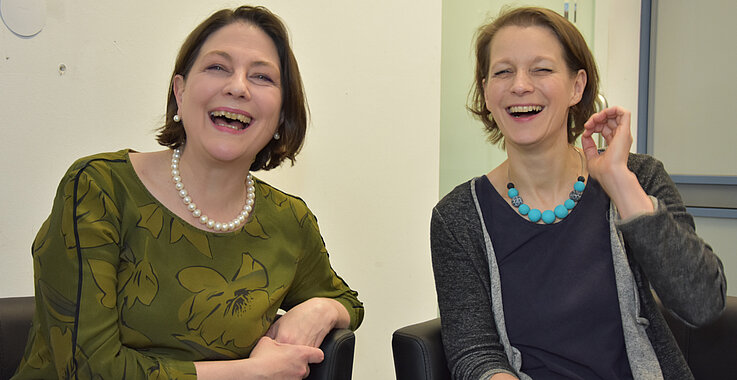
0, 1, 441, 379
595, 0, 642, 147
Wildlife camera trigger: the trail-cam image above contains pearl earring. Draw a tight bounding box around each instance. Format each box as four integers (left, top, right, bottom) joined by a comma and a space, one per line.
173, 114, 181, 122
273, 132, 281, 140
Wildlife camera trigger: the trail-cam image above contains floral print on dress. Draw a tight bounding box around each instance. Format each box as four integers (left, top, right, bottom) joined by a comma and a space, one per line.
258, 181, 288, 208
117, 252, 159, 309
175, 253, 279, 357
243, 215, 269, 239
290, 196, 311, 228
61, 171, 121, 250
170, 218, 213, 258
39, 280, 75, 324
145, 361, 195, 380
137, 203, 164, 239
49, 326, 93, 379
88, 259, 118, 309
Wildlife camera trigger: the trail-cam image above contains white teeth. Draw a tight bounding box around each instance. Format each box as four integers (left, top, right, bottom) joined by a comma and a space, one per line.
508, 105, 543, 113
209, 110, 252, 125
218, 123, 240, 131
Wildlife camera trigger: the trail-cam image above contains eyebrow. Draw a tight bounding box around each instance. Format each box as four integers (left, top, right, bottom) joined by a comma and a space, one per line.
490, 55, 557, 67
203, 50, 279, 70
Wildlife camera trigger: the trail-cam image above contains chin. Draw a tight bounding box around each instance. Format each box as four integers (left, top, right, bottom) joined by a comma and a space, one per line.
203, 144, 250, 163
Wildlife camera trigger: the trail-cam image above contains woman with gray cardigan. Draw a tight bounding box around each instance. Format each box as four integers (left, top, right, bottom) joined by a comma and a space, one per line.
431, 7, 726, 380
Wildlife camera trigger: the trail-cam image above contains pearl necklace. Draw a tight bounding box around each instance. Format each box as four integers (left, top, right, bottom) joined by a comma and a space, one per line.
171, 148, 255, 231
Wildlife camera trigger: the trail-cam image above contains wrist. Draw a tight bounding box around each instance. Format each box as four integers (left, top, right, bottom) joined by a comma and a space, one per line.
602, 170, 653, 219
313, 297, 350, 329
195, 357, 262, 380
233, 358, 263, 380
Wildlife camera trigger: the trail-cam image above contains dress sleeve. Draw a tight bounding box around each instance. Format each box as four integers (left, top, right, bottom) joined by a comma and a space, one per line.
279, 200, 364, 331
431, 205, 517, 380
24, 161, 196, 379
616, 156, 727, 327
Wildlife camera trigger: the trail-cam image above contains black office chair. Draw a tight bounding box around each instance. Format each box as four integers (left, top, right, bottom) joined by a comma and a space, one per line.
0, 297, 34, 380
310, 327, 356, 380
392, 296, 737, 380
0, 296, 355, 380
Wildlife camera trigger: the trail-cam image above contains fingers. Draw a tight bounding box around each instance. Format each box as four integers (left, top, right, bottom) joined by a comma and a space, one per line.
580, 133, 599, 162
255, 335, 324, 362
581, 106, 634, 185
298, 347, 324, 380
583, 106, 631, 146
304, 346, 324, 364
252, 336, 324, 379
585, 106, 628, 129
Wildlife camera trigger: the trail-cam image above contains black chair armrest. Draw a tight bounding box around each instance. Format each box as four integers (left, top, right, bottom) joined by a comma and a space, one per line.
660, 295, 737, 380
307, 328, 355, 380
0, 296, 35, 380
392, 318, 451, 380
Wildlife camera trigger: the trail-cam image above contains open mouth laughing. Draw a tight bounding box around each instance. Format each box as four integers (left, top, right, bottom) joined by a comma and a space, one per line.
210, 110, 252, 131
507, 105, 543, 118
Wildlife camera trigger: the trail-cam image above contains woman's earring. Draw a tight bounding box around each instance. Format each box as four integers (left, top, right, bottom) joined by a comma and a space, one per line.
273, 132, 280, 140
173, 114, 181, 122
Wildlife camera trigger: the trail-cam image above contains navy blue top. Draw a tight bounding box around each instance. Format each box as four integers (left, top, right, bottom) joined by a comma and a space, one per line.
476, 176, 633, 379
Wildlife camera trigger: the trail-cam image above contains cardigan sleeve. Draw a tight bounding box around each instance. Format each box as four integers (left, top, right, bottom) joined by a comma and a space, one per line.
616, 154, 727, 327
431, 199, 517, 380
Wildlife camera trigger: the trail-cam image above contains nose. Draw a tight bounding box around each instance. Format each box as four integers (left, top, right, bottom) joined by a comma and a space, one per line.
224, 73, 251, 100
511, 72, 534, 95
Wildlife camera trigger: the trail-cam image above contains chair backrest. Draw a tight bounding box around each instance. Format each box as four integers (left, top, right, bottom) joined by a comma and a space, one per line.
0, 296, 35, 380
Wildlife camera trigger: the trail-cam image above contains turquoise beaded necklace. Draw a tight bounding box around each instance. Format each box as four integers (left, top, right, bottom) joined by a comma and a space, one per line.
506, 149, 586, 224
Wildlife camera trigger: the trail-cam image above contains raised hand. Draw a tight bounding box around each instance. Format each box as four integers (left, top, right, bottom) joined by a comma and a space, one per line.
581, 106, 653, 219
581, 106, 633, 181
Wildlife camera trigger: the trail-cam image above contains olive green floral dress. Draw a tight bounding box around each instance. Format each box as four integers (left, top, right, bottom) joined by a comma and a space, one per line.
13, 150, 364, 379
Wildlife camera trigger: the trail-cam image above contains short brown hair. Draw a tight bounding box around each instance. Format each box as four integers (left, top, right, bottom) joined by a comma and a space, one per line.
468, 7, 599, 147
157, 6, 308, 171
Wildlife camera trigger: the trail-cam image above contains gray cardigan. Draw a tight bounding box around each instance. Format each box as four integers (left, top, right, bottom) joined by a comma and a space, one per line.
430, 153, 726, 380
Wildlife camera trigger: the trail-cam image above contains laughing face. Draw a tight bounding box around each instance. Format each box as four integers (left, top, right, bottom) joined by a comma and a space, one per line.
483, 25, 586, 149
173, 22, 282, 165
